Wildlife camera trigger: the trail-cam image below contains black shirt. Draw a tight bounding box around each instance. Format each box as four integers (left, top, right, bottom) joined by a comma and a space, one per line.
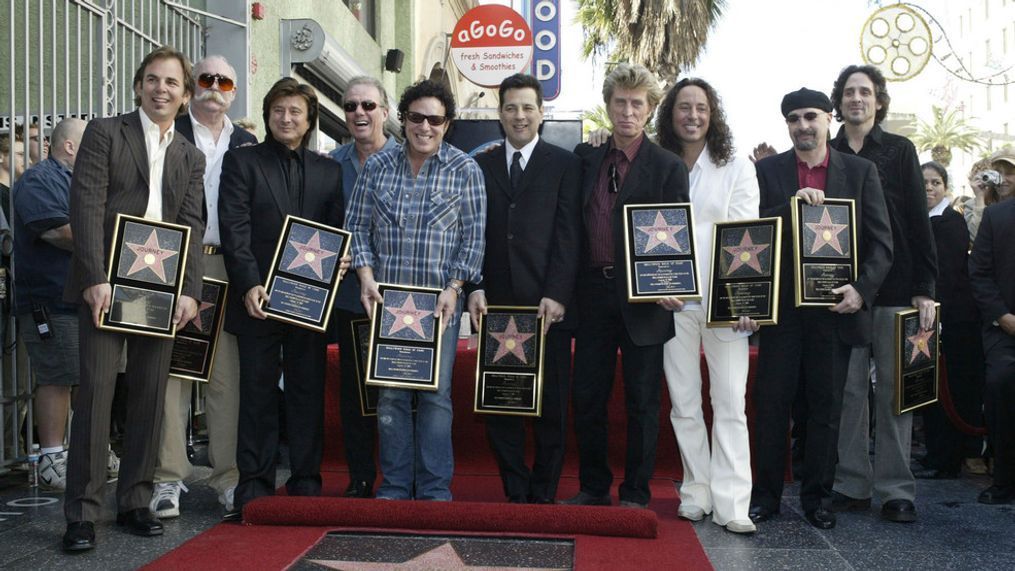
268, 138, 305, 214
831, 124, 937, 306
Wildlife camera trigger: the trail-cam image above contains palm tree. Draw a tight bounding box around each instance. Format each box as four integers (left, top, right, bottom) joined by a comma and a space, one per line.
911, 106, 984, 166
574, 0, 726, 82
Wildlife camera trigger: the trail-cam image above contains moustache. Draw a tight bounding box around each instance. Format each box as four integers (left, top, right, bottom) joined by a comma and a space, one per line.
196, 90, 227, 105
794, 128, 817, 138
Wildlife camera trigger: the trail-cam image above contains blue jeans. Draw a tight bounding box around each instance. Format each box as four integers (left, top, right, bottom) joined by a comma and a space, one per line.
375, 305, 460, 500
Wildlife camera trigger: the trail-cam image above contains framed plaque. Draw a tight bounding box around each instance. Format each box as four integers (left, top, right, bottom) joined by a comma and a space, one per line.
894, 304, 940, 414
101, 214, 191, 338
622, 203, 700, 303
364, 283, 444, 391
790, 197, 857, 307
707, 217, 782, 327
262, 215, 351, 332
169, 277, 228, 382
473, 306, 545, 417
350, 318, 380, 415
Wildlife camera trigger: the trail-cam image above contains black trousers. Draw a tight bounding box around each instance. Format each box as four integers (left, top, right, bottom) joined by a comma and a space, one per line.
234, 324, 327, 511
572, 274, 663, 505
485, 328, 572, 502
921, 321, 985, 471
65, 306, 173, 523
983, 328, 1015, 488
334, 308, 378, 484
751, 307, 851, 512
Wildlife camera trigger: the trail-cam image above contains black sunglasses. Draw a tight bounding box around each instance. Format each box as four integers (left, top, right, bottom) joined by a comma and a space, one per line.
343, 100, 379, 112
785, 111, 821, 124
197, 73, 235, 92
403, 111, 448, 126
608, 163, 620, 194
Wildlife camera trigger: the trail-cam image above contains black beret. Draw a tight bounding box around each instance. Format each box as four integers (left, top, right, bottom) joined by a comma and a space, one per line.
781, 88, 832, 117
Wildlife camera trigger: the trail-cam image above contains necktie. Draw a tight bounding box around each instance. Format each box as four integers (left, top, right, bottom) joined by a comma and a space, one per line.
510, 151, 523, 193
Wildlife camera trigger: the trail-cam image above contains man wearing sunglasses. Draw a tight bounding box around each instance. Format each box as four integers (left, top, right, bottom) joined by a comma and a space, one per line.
346, 80, 486, 501
827, 65, 936, 524
749, 88, 893, 530
149, 55, 256, 523
561, 64, 689, 510
327, 76, 397, 499
467, 73, 581, 505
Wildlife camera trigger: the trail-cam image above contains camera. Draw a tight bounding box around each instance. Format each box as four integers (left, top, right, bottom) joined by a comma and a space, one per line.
976, 169, 1002, 186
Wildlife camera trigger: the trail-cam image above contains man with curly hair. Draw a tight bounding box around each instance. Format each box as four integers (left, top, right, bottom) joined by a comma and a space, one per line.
346, 80, 486, 500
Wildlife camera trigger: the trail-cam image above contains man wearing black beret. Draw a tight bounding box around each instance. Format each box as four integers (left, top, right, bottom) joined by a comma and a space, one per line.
748, 87, 893, 529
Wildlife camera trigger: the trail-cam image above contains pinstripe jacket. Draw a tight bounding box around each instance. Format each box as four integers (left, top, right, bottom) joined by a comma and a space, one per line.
64, 110, 206, 303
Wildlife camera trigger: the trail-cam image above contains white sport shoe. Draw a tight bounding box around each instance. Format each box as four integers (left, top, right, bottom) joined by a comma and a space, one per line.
218, 486, 235, 512
38, 451, 68, 490
150, 481, 188, 519
107, 448, 121, 481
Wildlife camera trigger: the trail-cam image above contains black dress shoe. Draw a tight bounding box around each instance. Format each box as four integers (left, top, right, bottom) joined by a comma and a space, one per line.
558, 491, 611, 506
529, 497, 554, 505
343, 480, 373, 498
222, 508, 242, 523
748, 504, 778, 523
63, 521, 96, 552
978, 485, 1015, 505
116, 508, 164, 536
828, 491, 871, 512
508, 496, 527, 504
913, 467, 959, 480
881, 499, 917, 523
805, 507, 836, 529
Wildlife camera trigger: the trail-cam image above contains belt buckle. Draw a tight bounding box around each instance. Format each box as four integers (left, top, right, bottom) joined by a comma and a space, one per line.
203, 245, 220, 255
601, 265, 615, 280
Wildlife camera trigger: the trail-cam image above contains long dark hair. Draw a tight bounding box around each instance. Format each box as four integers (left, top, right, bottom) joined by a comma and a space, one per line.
655, 78, 733, 166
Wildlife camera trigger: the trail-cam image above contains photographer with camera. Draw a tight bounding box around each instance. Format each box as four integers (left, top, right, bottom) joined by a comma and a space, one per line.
960, 150, 1015, 242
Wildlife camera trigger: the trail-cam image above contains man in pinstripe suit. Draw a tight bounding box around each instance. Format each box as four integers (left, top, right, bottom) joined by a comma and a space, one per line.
62, 46, 205, 552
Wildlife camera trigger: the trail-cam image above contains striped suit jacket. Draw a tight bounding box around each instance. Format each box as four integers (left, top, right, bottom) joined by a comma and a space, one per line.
64, 110, 206, 302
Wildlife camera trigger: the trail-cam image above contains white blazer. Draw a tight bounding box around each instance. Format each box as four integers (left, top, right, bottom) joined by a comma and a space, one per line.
684, 148, 760, 341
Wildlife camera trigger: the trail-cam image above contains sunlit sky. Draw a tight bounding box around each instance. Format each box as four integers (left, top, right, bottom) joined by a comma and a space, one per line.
482, 0, 1004, 175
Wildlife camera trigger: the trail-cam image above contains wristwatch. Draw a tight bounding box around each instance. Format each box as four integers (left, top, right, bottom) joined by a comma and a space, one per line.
445, 280, 463, 297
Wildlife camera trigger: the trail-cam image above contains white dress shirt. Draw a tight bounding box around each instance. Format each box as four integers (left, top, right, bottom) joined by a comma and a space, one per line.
138, 109, 174, 221
504, 134, 539, 172
190, 112, 233, 245
927, 196, 950, 218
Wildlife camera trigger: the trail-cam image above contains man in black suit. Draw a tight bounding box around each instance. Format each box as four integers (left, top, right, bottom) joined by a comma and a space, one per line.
151, 55, 257, 521
468, 74, 581, 504
748, 88, 893, 529
560, 64, 689, 509
968, 193, 1015, 505
62, 46, 205, 552
218, 78, 349, 518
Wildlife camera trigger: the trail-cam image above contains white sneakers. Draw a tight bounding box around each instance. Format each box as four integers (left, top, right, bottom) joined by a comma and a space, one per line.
150, 481, 189, 518
218, 486, 235, 512
39, 451, 68, 490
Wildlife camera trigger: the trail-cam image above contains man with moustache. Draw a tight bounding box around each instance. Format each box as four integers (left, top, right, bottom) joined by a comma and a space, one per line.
748, 88, 892, 529
561, 63, 689, 509
150, 55, 257, 521
346, 80, 486, 501
219, 78, 349, 518
827, 65, 936, 523
62, 46, 205, 552
468, 73, 581, 504
328, 76, 398, 498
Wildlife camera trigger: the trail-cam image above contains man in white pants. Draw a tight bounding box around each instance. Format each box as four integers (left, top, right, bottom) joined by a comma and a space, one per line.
655, 79, 759, 534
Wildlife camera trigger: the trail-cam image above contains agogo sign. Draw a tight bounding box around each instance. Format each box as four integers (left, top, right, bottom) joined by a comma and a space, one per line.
450, 4, 533, 87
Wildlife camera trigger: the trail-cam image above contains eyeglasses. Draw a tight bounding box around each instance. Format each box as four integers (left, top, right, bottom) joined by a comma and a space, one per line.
785, 111, 821, 124
197, 73, 235, 92
343, 100, 379, 113
403, 111, 448, 126
608, 163, 619, 194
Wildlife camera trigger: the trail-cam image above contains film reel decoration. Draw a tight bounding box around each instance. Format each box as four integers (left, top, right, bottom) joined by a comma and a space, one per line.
860, 4, 932, 82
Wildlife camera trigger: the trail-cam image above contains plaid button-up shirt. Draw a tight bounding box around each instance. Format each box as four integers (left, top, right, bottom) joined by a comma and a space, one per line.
346, 141, 487, 289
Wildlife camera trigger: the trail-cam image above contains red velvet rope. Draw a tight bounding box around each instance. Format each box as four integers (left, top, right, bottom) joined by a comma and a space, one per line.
936, 356, 987, 436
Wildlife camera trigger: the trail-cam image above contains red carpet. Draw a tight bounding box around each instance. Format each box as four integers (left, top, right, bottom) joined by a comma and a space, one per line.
145, 473, 711, 570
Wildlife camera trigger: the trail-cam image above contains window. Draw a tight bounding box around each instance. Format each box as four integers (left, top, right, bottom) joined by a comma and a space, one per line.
344, 0, 376, 38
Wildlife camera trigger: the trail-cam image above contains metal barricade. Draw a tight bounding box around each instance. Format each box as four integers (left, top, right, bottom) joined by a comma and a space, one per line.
0, 0, 203, 473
